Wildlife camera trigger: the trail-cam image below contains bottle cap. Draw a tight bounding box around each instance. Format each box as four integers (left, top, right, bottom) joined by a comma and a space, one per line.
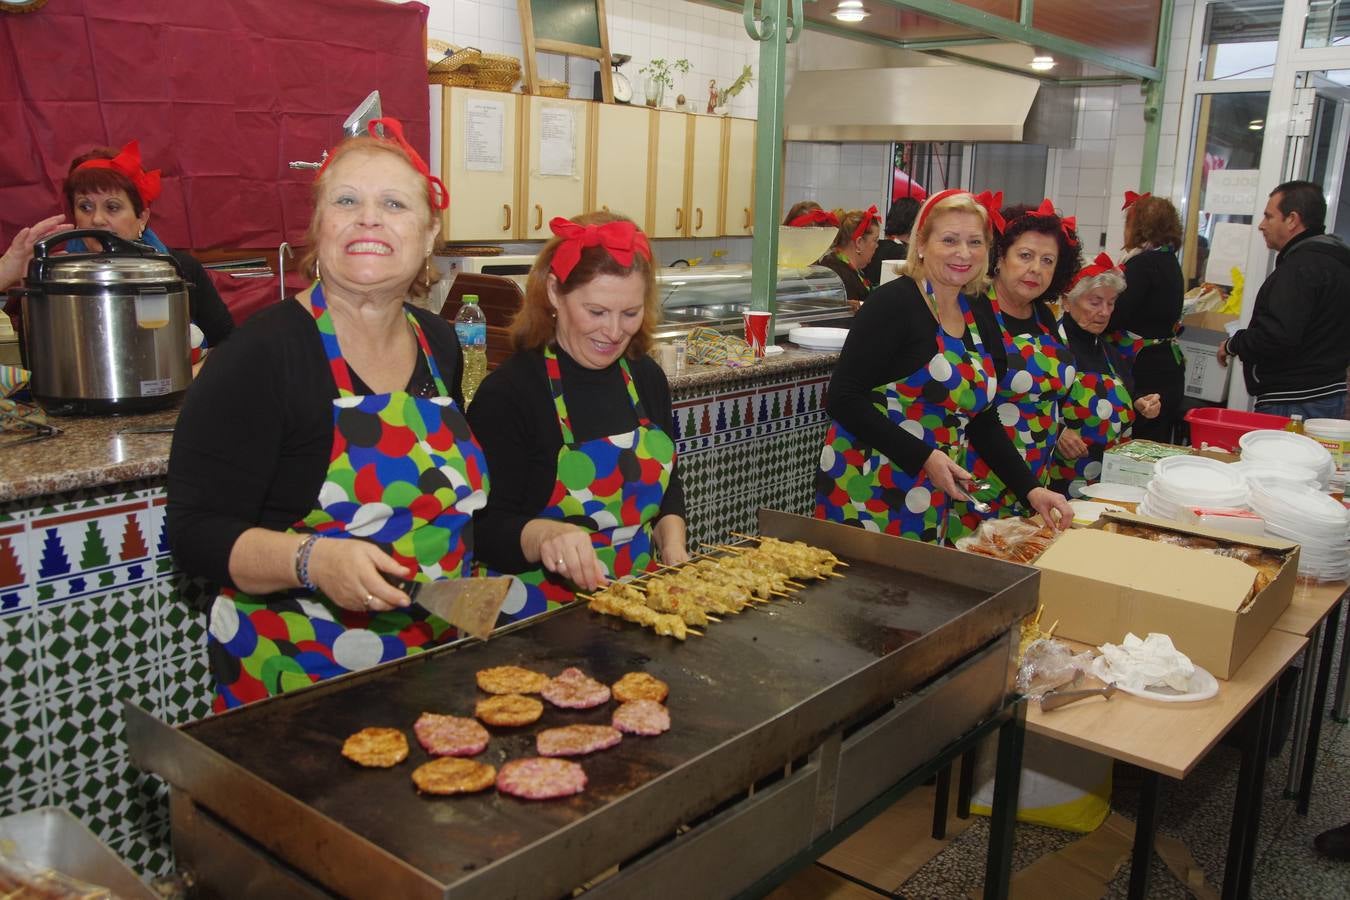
463, 294, 479, 304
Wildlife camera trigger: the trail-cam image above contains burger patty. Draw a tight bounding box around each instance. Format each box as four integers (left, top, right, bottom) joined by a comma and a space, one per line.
612, 672, 669, 703
612, 699, 671, 736
414, 712, 490, 757
475, 693, 545, 727
496, 757, 587, 800
476, 665, 550, 695
536, 724, 623, 757
541, 667, 612, 709
412, 757, 497, 795
341, 727, 409, 768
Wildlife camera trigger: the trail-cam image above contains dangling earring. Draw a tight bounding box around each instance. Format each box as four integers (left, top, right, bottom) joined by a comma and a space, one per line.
424, 255, 432, 283
315, 260, 322, 283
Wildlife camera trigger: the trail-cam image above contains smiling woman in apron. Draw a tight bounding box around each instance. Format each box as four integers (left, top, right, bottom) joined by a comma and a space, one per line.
815, 190, 1074, 544
947, 199, 1082, 542
467, 212, 688, 623
167, 119, 488, 710
1049, 253, 1163, 498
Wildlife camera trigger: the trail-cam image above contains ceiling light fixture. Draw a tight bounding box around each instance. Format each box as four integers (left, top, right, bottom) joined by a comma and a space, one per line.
832, 1, 870, 23
1248, 118, 1265, 130
1030, 55, 1056, 72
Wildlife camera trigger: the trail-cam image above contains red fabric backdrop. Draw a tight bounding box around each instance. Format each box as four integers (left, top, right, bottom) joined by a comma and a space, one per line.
0, 0, 430, 250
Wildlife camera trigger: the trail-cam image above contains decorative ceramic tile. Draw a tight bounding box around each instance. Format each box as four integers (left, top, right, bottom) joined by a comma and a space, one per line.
0, 609, 41, 706
3, 784, 51, 823
49, 756, 165, 843
39, 587, 159, 695
157, 584, 208, 662
111, 819, 176, 880
0, 701, 48, 804
45, 664, 159, 782
0, 521, 30, 616
158, 650, 213, 726
30, 500, 157, 608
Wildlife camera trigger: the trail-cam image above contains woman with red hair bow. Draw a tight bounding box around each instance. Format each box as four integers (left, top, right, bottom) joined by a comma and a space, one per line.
167, 119, 487, 708
816, 189, 1073, 544
818, 206, 881, 312
467, 211, 688, 624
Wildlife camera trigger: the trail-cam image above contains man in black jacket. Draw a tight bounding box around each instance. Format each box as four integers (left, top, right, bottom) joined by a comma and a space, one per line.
1217, 180, 1350, 419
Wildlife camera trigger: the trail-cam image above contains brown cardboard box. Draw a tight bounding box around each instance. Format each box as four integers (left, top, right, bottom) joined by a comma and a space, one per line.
1032, 512, 1298, 678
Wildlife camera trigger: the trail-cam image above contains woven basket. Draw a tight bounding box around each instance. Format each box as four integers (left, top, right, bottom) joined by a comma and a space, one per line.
429, 71, 475, 87
472, 70, 521, 92
539, 79, 570, 98
474, 52, 522, 73
427, 41, 481, 73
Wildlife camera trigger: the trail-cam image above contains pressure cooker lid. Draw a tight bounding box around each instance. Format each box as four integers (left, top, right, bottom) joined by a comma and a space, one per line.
26, 229, 185, 286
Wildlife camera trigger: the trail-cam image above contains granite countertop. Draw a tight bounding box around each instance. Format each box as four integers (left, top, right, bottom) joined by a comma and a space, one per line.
667, 345, 840, 391
0, 406, 179, 503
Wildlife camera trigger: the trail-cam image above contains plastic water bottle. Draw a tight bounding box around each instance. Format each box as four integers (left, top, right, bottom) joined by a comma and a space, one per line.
454, 294, 487, 405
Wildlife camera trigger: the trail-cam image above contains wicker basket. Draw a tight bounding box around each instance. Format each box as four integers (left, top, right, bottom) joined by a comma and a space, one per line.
472, 70, 522, 92
474, 52, 522, 73
429, 71, 476, 87
539, 79, 570, 98
426, 40, 481, 74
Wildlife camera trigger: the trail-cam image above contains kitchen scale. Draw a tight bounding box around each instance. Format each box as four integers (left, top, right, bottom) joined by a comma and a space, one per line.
595, 53, 633, 103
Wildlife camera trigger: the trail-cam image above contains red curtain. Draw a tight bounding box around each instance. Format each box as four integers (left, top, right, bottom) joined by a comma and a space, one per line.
0, 0, 430, 251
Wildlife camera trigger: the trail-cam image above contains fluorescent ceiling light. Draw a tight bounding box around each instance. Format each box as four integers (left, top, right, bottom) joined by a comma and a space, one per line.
1030, 55, 1056, 72
833, 1, 869, 23
1248, 118, 1265, 130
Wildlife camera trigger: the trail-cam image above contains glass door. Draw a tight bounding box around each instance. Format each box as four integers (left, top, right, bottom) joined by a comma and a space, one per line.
1287, 70, 1350, 241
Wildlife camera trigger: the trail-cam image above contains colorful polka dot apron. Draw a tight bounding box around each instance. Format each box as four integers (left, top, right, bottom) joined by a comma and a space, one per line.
815, 288, 997, 543
489, 346, 675, 624
206, 284, 489, 710
948, 293, 1075, 542
1103, 326, 1184, 370
1048, 320, 1135, 499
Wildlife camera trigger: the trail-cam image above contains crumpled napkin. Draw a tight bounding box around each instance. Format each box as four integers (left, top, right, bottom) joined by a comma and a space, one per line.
1097, 632, 1196, 692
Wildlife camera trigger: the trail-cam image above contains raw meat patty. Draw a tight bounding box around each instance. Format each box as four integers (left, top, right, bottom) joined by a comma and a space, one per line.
412, 758, 497, 795
536, 724, 623, 757
612, 672, 669, 703
541, 667, 611, 709
496, 757, 587, 800
612, 700, 671, 736
414, 712, 490, 757
476, 665, 550, 695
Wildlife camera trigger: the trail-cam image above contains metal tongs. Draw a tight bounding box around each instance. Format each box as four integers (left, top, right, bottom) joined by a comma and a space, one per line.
965, 480, 994, 515
0, 404, 62, 449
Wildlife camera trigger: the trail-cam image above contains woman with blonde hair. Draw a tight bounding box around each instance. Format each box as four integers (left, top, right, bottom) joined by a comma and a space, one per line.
816, 190, 1073, 543
467, 211, 688, 623
817, 206, 881, 312
168, 119, 487, 708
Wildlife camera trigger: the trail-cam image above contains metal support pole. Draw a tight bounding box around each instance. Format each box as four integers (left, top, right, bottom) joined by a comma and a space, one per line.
1334, 597, 1349, 723
1139, 0, 1175, 192
957, 747, 977, 819
931, 763, 952, 839
743, 0, 802, 343
1298, 599, 1342, 816
983, 701, 1026, 900
1284, 631, 1319, 797
1127, 770, 1162, 900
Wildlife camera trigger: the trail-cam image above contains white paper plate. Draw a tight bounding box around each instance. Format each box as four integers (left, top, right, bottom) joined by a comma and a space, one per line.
787, 326, 848, 351
1070, 499, 1126, 524
1091, 656, 1220, 703
1079, 482, 1147, 503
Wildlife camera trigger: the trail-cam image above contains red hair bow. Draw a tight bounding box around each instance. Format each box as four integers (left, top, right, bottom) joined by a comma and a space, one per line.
1027, 198, 1079, 247
1122, 190, 1151, 210
851, 205, 879, 242
1070, 251, 1118, 288
787, 209, 839, 228
973, 190, 1007, 234
549, 217, 652, 283
75, 140, 162, 207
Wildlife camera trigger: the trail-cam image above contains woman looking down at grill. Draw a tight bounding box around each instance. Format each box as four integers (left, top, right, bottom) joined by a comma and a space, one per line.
816, 206, 881, 313
167, 119, 488, 709
815, 189, 1073, 544
467, 212, 688, 625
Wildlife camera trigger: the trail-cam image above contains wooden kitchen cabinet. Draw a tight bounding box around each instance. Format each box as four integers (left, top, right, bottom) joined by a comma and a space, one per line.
649, 110, 689, 238
590, 104, 652, 227
687, 115, 723, 238
721, 117, 756, 235
441, 88, 522, 241
522, 97, 593, 239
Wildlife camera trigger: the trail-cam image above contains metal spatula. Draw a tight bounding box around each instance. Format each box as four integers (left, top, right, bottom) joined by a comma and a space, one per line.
407, 577, 513, 640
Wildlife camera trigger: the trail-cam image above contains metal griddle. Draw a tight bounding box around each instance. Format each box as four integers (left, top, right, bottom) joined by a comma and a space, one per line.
126, 511, 1039, 899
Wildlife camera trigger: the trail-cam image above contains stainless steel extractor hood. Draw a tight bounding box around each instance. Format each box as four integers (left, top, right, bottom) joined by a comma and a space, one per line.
784, 65, 1041, 143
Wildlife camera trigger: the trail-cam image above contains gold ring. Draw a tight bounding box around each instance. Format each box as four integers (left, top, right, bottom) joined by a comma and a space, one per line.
556, 558, 565, 567
363, 593, 375, 609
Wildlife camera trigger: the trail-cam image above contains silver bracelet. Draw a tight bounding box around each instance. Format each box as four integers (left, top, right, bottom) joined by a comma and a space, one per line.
294, 534, 320, 591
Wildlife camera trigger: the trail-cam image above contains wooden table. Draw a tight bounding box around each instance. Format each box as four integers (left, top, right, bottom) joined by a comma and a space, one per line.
1270, 579, 1348, 812
1026, 629, 1307, 900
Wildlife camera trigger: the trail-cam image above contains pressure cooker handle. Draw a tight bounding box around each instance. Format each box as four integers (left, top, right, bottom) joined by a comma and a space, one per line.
31, 228, 153, 260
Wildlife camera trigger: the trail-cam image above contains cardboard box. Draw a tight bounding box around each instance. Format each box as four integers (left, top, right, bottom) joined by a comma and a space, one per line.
1179, 311, 1238, 402
1033, 512, 1298, 679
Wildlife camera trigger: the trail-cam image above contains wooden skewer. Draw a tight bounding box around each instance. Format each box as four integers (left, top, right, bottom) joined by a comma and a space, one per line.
688, 628, 705, 637
770, 589, 793, 598
705, 614, 723, 623
728, 531, 851, 566
1045, 619, 1060, 638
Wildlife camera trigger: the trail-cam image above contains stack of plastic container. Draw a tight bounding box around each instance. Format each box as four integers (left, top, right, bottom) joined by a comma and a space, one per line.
1238, 430, 1335, 489
1246, 481, 1350, 580
1139, 455, 1249, 521
1227, 460, 1321, 490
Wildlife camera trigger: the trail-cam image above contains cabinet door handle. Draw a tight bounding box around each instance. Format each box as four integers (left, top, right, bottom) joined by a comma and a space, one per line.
676, 208, 684, 230
502, 205, 512, 231
535, 204, 543, 231
744, 208, 751, 230
602, 204, 610, 212
696, 208, 704, 230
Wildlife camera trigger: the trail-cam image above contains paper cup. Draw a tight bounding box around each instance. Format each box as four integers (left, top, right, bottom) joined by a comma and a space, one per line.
743, 311, 772, 357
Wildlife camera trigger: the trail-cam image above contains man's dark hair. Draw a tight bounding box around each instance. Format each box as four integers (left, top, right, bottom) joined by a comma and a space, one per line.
1271, 180, 1326, 232
885, 197, 922, 238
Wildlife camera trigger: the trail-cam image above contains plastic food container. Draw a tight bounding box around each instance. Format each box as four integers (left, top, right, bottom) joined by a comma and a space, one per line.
1184, 407, 1290, 452
1305, 417, 1350, 471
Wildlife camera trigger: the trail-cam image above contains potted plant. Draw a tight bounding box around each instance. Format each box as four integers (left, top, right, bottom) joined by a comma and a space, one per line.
639, 58, 690, 108
715, 65, 754, 115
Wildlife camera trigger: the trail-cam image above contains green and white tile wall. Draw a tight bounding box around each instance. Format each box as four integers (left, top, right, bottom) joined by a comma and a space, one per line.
0, 363, 834, 879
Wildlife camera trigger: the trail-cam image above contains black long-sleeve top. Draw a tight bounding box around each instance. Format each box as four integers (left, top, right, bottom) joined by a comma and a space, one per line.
1108, 248, 1184, 339
1059, 312, 1113, 377
167, 298, 464, 588
818, 252, 869, 304
824, 276, 1039, 501
862, 238, 908, 287
465, 346, 686, 574
170, 250, 235, 348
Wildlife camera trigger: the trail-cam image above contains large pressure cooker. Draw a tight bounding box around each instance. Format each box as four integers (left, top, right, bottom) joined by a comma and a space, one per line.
11, 230, 191, 415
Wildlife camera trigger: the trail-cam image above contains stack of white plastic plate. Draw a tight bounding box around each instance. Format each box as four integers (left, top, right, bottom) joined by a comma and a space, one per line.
1239, 430, 1335, 489
1247, 481, 1350, 580
1139, 455, 1248, 521
1228, 460, 1320, 490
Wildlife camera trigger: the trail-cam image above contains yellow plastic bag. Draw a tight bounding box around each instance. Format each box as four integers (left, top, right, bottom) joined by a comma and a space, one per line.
969, 732, 1113, 833
1221, 267, 1244, 315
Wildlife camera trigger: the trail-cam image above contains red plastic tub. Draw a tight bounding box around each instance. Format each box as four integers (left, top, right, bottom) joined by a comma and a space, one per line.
1185, 407, 1291, 452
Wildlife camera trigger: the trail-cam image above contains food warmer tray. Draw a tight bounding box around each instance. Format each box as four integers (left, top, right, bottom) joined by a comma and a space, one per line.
126, 511, 1038, 899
